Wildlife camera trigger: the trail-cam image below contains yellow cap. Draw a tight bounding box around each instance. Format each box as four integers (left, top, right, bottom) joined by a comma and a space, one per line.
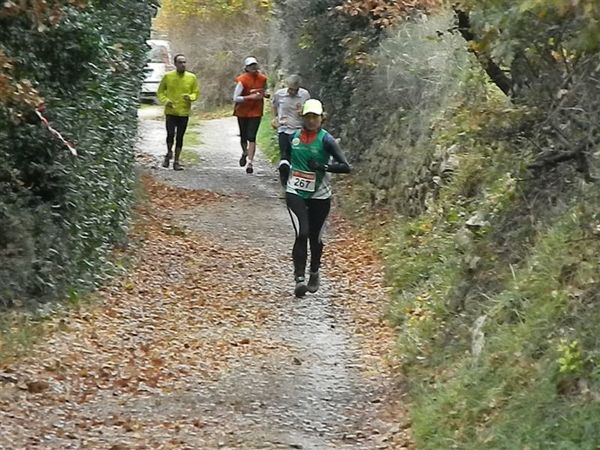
302, 99, 323, 116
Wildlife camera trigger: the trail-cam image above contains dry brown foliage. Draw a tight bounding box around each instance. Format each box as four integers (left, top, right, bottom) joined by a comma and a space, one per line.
337, 0, 445, 27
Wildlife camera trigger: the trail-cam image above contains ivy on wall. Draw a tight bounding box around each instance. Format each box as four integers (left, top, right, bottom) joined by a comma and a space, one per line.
0, 0, 158, 306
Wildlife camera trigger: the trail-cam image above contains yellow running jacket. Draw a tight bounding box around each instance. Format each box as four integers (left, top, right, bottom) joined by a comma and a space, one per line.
157, 71, 200, 117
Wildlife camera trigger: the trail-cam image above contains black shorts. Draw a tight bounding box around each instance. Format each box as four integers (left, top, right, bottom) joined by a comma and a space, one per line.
237, 117, 262, 143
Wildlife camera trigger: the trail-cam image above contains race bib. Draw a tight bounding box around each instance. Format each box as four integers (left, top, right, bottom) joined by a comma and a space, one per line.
289, 169, 316, 192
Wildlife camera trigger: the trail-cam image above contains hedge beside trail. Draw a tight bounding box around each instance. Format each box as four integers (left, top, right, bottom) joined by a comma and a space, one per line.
0, 1, 158, 306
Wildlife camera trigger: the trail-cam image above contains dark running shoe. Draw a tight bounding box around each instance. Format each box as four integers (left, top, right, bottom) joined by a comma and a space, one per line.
162, 155, 171, 168
239, 152, 247, 167
246, 164, 254, 174
294, 277, 308, 298
173, 162, 184, 171
307, 271, 320, 293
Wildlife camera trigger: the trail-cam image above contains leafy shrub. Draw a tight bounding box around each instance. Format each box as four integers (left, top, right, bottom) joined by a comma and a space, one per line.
273, 0, 379, 132
0, 0, 157, 306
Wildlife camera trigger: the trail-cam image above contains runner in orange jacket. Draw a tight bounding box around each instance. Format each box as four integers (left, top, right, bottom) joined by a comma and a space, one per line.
232, 56, 269, 174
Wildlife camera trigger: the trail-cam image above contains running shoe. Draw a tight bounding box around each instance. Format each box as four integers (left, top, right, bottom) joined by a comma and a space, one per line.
307, 271, 320, 293
173, 162, 184, 171
294, 277, 308, 298
162, 154, 171, 168
246, 164, 254, 174
239, 152, 247, 167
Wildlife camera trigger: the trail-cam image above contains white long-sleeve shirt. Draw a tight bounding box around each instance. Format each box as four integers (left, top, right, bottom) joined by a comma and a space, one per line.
233, 82, 245, 103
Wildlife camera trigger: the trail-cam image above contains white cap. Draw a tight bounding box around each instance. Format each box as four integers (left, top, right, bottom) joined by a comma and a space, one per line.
244, 56, 258, 67
302, 99, 323, 116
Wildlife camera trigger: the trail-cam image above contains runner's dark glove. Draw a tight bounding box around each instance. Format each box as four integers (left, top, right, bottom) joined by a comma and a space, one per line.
308, 159, 327, 172
278, 160, 290, 187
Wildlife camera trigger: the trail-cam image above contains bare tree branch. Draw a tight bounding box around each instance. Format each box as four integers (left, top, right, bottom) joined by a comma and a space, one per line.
453, 7, 513, 96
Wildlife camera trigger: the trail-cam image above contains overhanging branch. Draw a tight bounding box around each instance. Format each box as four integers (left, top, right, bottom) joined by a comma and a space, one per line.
454, 7, 513, 97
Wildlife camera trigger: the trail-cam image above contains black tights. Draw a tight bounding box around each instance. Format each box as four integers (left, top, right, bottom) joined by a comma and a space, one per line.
165, 114, 189, 157
278, 132, 292, 160
286, 193, 331, 280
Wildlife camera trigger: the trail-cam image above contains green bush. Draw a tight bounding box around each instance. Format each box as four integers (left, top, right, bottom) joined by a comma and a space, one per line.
273, 0, 379, 133
0, 1, 157, 306
273, 2, 600, 447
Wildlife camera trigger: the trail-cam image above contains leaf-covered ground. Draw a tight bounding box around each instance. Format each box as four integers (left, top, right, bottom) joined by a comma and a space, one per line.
0, 110, 412, 449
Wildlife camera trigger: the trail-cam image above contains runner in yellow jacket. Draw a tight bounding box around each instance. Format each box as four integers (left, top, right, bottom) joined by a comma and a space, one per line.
157, 54, 200, 171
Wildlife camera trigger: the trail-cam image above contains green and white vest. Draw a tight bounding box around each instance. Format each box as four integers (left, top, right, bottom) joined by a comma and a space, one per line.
286, 129, 332, 200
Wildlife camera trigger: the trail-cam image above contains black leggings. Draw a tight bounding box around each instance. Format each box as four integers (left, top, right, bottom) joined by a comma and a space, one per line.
278, 132, 292, 160
286, 193, 331, 279
166, 114, 189, 149
237, 117, 261, 149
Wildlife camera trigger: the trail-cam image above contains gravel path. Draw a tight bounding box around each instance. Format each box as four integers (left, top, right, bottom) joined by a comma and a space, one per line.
0, 107, 411, 450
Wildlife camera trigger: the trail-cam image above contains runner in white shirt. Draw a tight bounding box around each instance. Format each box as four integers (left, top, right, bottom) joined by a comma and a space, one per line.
271, 75, 310, 184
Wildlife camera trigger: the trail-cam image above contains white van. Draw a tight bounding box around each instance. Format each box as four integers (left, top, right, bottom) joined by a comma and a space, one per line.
141, 39, 173, 102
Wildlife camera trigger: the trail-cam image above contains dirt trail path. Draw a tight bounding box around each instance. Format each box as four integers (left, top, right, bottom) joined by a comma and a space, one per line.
0, 107, 412, 450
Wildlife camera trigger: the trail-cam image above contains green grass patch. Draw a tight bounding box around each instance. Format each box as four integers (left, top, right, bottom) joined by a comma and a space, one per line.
0, 290, 92, 363
194, 105, 232, 120
387, 207, 600, 449
371, 95, 600, 449
0, 312, 49, 362
256, 107, 280, 164
180, 147, 200, 165
386, 164, 600, 449
409, 218, 600, 448
180, 114, 202, 166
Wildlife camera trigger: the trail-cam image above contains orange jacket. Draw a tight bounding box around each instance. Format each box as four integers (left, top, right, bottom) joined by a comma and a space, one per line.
233, 71, 268, 118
